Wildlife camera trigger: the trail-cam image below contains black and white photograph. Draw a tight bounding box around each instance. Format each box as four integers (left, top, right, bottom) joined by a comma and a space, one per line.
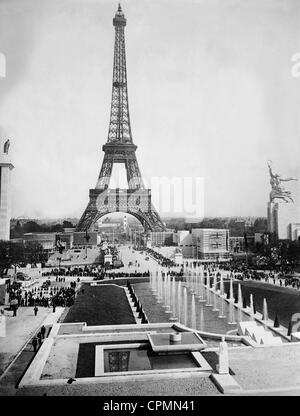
0, 0, 300, 401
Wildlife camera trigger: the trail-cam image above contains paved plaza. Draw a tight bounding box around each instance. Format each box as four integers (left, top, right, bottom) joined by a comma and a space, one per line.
0, 306, 64, 395
107, 246, 163, 274
0, 307, 53, 376
228, 344, 300, 394
47, 247, 101, 267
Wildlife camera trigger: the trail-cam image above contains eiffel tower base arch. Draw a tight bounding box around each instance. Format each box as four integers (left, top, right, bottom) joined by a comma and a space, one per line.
76, 188, 165, 233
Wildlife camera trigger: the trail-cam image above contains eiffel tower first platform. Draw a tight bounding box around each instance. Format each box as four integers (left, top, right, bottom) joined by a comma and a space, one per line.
76, 5, 165, 233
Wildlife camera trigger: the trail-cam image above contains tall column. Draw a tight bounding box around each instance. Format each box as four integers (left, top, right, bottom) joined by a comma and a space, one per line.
0, 139, 14, 240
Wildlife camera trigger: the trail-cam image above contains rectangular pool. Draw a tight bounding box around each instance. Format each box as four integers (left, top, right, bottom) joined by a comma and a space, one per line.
103, 346, 198, 373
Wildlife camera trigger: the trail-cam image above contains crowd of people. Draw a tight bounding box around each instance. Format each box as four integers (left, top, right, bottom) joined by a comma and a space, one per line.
8, 281, 77, 314
146, 248, 177, 267
42, 265, 104, 279
101, 271, 150, 279
234, 270, 300, 290
7, 246, 300, 319
189, 261, 300, 291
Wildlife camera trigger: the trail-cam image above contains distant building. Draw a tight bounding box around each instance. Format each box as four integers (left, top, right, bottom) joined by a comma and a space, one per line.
171, 229, 230, 260
57, 233, 74, 250
192, 228, 230, 260
73, 232, 98, 247
173, 231, 194, 257
288, 223, 300, 241
229, 236, 245, 253
172, 230, 190, 245
63, 227, 76, 234
149, 231, 173, 246
128, 224, 144, 245
22, 233, 56, 251
172, 229, 230, 260
254, 232, 264, 244
97, 222, 119, 231
268, 202, 300, 240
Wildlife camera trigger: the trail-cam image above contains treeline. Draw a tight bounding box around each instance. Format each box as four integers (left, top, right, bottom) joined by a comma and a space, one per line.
254, 239, 300, 268
10, 220, 75, 239
164, 217, 267, 237
0, 240, 49, 276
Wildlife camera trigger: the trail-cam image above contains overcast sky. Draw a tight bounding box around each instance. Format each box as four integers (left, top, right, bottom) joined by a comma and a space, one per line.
0, 0, 300, 220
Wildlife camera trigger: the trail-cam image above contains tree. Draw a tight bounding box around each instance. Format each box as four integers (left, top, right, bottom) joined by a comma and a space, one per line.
24, 241, 48, 265
0, 241, 25, 276
280, 241, 300, 267
62, 220, 74, 228
164, 235, 174, 246
22, 221, 42, 233
10, 220, 23, 238
253, 218, 268, 233
254, 236, 300, 269
0, 240, 50, 276
49, 224, 64, 233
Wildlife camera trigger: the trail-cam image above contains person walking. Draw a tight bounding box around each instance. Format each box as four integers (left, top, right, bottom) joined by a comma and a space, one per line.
37, 332, 42, 347
40, 325, 46, 340
32, 336, 38, 352
34, 306, 38, 316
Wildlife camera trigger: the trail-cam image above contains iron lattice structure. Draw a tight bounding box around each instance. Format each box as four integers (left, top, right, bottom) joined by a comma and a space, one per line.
77, 5, 165, 232
108, 5, 132, 145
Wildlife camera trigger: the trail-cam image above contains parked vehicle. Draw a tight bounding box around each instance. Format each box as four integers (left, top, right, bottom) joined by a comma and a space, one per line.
15, 271, 30, 281
113, 260, 124, 269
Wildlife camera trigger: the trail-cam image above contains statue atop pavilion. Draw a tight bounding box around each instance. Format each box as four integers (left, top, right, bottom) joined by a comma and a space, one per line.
268, 161, 297, 203
267, 161, 299, 239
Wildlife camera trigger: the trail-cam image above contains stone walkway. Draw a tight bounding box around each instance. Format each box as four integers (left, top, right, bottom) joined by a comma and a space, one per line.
228, 343, 300, 393
0, 307, 64, 396
0, 307, 54, 377
17, 373, 220, 396
0, 342, 35, 395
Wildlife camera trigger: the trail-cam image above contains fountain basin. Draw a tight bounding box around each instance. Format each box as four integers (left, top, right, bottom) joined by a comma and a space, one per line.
148, 332, 206, 352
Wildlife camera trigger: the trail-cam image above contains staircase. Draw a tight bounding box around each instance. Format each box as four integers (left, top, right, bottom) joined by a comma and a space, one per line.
238, 321, 283, 346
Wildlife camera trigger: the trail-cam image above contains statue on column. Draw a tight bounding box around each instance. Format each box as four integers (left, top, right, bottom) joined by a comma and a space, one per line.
268, 161, 297, 203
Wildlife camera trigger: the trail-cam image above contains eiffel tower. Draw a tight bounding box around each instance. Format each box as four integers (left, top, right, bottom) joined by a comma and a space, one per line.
76, 5, 165, 233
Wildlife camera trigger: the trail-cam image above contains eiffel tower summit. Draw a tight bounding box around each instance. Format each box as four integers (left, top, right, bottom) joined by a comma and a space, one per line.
77, 4, 165, 233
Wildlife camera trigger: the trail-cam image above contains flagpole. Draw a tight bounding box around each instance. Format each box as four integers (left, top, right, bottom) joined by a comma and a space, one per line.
244, 220, 249, 267
86, 234, 87, 259
85, 229, 90, 260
